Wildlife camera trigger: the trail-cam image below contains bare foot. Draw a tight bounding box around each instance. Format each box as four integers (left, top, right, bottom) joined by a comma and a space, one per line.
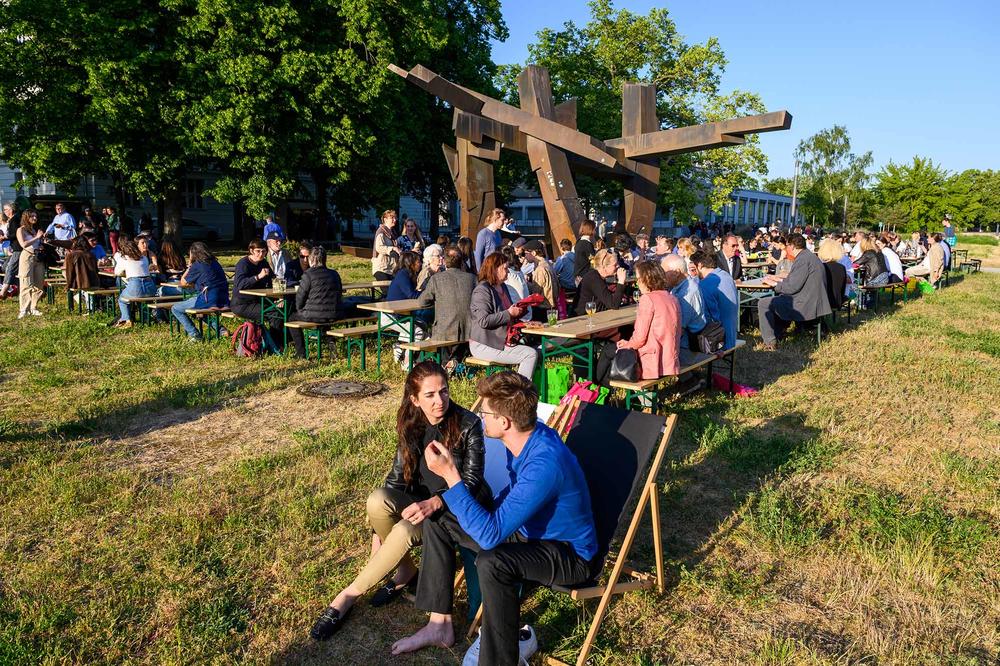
390, 618, 454, 655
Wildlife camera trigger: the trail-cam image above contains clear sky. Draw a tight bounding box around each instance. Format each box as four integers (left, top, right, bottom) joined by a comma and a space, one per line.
489, 0, 1000, 180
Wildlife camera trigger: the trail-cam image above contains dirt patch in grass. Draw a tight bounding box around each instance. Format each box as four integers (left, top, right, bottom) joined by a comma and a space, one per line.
106, 385, 398, 476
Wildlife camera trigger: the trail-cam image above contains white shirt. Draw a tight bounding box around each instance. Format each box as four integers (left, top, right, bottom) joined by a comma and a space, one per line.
504, 268, 532, 322
849, 243, 863, 260
114, 254, 150, 278
47, 212, 77, 241
882, 248, 903, 280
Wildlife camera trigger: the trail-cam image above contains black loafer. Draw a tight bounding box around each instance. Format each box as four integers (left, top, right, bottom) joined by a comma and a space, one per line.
310, 606, 350, 641
370, 572, 418, 608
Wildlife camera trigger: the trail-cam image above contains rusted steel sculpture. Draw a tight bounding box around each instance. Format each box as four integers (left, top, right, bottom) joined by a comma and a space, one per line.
390, 63, 791, 248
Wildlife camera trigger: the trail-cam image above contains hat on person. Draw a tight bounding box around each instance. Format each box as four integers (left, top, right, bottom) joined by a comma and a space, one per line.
523, 239, 546, 254
265, 231, 283, 241
512, 236, 528, 249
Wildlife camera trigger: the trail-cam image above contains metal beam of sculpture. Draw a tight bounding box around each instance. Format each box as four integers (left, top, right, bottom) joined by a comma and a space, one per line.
390, 63, 791, 246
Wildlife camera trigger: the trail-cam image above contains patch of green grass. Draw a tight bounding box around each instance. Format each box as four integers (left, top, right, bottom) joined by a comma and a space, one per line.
840, 488, 995, 564
938, 451, 999, 493
744, 483, 827, 550
956, 234, 998, 246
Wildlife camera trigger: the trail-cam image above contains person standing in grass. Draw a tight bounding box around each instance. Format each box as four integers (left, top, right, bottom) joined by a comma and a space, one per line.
171, 242, 230, 341
0, 201, 21, 300
310, 361, 488, 641
15, 209, 45, 318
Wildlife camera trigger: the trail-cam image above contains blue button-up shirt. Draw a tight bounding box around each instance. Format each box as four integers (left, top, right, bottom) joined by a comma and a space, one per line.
671, 275, 707, 344
47, 212, 77, 241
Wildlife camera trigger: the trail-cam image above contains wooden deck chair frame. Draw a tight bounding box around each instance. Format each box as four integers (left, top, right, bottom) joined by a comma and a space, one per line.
463, 398, 677, 666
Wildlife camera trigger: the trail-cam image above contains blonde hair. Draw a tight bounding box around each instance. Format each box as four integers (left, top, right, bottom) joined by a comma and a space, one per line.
859, 237, 878, 254
677, 238, 695, 257
591, 248, 617, 270
817, 238, 844, 263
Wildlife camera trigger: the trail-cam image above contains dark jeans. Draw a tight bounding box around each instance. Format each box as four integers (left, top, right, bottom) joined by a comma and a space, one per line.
417, 511, 597, 666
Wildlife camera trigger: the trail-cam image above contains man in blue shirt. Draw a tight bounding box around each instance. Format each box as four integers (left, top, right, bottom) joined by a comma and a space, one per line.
691, 250, 739, 350
46, 202, 77, 242
661, 254, 706, 347
473, 208, 505, 271
391, 372, 598, 666
261, 214, 284, 241
552, 238, 577, 291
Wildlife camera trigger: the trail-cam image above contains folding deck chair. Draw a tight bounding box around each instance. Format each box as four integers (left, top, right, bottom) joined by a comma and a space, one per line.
463, 400, 677, 666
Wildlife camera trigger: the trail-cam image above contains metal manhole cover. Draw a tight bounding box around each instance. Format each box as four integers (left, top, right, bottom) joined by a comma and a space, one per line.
297, 380, 386, 399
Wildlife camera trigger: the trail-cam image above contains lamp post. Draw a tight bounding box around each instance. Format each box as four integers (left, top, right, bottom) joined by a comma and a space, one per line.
790, 158, 800, 231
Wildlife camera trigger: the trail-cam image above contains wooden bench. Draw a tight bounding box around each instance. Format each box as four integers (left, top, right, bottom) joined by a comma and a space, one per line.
960, 258, 981, 274
326, 318, 379, 369
858, 280, 907, 313
398, 339, 463, 365
121, 294, 184, 325
45, 279, 67, 305
611, 340, 747, 412
70, 287, 119, 315
464, 356, 520, 376
184, 306, 232, 340
284, 320, 337, 360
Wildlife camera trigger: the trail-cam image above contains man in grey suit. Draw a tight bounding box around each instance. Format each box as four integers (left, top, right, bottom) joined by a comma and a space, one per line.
416, 246, 478, 363
757, 234, 832, 350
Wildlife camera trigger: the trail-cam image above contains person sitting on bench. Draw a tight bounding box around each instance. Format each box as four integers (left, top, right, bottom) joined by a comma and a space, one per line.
391, 372, 599, 666
416, 247, 477, 368
171, 242, 231, 341
691, 250, 739, 351
65, 236, 100, 310
285, 246, 343, 358
309, 361, 488, 641
232, 239, 286, 347
756, 233, 832, 350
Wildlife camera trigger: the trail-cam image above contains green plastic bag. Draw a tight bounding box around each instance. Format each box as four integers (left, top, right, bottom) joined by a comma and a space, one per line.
593, 383, 610, 405
543, 365, 572, 404
917, 279, 935, 295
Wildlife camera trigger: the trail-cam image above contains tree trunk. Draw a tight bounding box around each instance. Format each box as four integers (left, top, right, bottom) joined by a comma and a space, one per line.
429, 176, 440, 240
233, 199, 245, 245
313, 169, 330, 243
275, 199, 290, 239
345, 215, 354, 241
113, 173, 127, 214
163, 184, 183, 239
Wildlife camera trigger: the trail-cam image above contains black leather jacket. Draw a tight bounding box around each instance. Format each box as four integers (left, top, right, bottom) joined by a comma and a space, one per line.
384, 405, 489, 504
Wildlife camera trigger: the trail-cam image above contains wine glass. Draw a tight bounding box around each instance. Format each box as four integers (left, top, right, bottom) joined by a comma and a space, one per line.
585, 301, 597, 328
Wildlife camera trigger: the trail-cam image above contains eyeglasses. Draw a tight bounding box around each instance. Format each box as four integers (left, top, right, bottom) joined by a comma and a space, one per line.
477, 409, 502, 419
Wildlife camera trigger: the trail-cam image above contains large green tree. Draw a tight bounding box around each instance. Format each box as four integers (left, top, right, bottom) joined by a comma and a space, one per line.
795, 125, 873, 228
0, 0, 505, 240
494, 0, 769, 225
873, 157, 983, 232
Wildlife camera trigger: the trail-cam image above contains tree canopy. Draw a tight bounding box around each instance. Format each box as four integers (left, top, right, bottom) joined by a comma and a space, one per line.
494, 0, 770, 224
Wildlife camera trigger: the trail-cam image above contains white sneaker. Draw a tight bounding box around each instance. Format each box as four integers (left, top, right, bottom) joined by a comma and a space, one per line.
518, 625, 538, 665
461, 625, 538, 666
17, 311, 27, 319
30, 310, 43, 316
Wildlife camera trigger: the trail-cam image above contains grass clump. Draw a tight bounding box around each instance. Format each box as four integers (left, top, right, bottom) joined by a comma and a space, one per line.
956, 233, 998, 245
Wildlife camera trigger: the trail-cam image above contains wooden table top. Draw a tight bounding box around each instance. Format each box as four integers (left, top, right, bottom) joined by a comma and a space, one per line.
240, 287, 298, 298
742, 261, 769, 269
357, 298, 424, 314
735, 278, 774, 290
343, 280, 391, 291
522, 305, 638, 340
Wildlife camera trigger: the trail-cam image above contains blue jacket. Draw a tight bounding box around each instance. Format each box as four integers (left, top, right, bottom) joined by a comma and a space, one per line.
387, 269, 420, 301
187, 259, 230, 308
443, 423, 598, 560
699, 268, 739, 350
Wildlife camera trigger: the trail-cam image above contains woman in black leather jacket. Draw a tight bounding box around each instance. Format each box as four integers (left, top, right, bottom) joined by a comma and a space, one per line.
854, 237, 889, 286
310, 361, 486, 641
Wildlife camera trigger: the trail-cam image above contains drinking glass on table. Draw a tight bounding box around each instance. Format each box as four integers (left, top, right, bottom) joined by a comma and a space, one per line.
585, 301, 597, 328
546, 309, 558, 327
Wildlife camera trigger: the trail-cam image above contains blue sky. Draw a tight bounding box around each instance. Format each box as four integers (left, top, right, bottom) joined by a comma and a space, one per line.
489, 0, 1000, 180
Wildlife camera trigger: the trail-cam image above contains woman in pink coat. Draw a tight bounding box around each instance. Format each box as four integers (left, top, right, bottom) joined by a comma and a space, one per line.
617, 260, 682, 379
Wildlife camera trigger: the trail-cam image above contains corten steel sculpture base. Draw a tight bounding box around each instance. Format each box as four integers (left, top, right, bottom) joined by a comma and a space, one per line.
390, 63, 791, 249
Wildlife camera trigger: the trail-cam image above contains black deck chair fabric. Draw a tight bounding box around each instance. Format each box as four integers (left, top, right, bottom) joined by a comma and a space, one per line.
565, 402, 667, 565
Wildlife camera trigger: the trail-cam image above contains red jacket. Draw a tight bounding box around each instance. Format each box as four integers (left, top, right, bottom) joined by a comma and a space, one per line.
621, 291, 682, 379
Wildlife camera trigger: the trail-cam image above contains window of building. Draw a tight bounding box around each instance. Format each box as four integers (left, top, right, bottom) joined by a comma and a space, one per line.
184, 179, 205, 209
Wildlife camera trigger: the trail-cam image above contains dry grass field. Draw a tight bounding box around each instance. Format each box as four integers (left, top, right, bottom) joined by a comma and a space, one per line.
0, 254, 997, 665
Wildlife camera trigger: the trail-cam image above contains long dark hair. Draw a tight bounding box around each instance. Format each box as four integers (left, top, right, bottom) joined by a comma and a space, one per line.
159, 237, 187, 271
397, 250, 421, 283
395, 361, 463, 485
189, 241, 214, 264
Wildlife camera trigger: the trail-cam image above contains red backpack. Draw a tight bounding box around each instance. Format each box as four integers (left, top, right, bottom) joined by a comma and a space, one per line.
231, 321, 264, 357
